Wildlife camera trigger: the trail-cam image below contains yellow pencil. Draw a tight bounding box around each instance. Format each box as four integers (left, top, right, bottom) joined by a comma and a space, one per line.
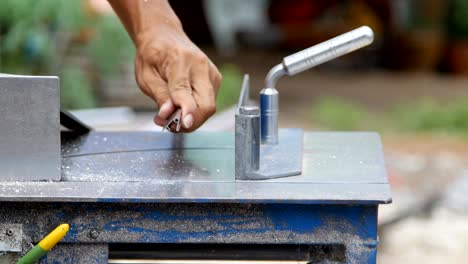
16, 224, 69, 264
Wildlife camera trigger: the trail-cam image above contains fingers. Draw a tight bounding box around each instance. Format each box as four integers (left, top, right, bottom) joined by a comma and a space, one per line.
208, 60, 222, 97
166, 55, 222, 132
135, 45, 222, 132
169, 56, 221, 132
189, 59, 216, 130
167, 58, 197, 130
135, 59, 176, 120
154, 115, 167, 127
158, 100, 175, 120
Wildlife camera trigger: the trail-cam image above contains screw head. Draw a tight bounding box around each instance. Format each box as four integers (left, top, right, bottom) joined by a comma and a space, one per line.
89, 228, 100, 239
6, 229, 13, 236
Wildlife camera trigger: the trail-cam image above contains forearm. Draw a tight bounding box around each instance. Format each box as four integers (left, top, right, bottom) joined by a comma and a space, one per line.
108, 0, 183, 44
109, 0, 222, 132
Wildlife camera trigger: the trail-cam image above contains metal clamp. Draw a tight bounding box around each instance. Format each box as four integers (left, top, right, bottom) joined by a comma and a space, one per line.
235, 75, 303, 180
235, 26, 375, 180
235, 75, 260, 178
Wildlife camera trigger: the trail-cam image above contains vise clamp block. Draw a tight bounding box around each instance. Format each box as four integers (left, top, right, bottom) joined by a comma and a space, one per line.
235, 26, 374, 180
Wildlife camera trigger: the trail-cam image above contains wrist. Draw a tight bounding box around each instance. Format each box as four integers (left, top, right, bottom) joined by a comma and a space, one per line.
136, 20, 186, 50
136, 12, 184, 45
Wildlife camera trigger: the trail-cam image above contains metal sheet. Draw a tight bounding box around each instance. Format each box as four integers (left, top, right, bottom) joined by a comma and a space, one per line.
253, 128, 303, 179
0, 131, 391, 204
61, 131, 387, 184
0, 74, 60, 181
0, 181, 390, 203
239, 128, 303, 180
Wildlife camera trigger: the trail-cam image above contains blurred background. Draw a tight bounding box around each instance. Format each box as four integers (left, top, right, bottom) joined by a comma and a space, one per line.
1, 0, 468, 263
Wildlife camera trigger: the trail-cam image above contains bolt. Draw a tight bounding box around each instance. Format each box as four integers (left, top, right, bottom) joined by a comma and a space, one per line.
89, 228, 100, 239
6, 229, 13, 236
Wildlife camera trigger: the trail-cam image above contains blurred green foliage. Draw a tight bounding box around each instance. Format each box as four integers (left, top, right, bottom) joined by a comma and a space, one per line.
448, 0, 468, 39
312, 97, 373, 130
216, 64, 243, 111
61, 68, 96, 109
313, 96, 468, 134
396, 97, 468, 132
0, 0, 134, 109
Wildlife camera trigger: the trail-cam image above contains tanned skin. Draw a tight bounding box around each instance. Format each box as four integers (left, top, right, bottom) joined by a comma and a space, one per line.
109, 0, 222, 131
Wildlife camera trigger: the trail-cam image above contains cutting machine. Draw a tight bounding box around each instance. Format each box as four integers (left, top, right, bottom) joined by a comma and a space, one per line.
0, 26, 391, 264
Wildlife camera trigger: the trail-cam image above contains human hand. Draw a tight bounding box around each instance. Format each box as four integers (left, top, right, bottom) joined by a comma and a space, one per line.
135, 21, 222, 132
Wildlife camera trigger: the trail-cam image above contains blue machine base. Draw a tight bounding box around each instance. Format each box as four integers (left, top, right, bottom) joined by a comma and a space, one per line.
0, 202, 378, 264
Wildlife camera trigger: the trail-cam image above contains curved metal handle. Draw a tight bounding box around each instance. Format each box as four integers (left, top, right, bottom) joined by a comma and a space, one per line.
265, 26, 374, 88
261, 26, 374, 145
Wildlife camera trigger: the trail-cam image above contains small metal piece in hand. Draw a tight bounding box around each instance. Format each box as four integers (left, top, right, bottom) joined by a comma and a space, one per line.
163, 108, 182, 132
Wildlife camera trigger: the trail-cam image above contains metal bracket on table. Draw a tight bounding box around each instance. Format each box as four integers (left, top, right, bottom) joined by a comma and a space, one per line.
235, 26, 375, 180
0, 224, 23, 252
235, 75, 303, 180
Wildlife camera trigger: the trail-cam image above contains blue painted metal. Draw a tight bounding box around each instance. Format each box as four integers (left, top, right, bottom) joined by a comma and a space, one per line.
0, 202, 378, 263
39, 244, 108, 264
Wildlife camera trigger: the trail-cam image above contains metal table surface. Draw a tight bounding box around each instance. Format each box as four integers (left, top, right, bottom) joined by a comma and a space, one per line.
0, 131, 391, 204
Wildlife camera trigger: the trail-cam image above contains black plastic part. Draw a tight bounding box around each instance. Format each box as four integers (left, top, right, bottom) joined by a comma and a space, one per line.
60, 110, 91, 134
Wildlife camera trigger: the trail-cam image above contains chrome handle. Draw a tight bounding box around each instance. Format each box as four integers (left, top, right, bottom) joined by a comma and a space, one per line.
265, 26, 374, 88
261, 26, 374, 144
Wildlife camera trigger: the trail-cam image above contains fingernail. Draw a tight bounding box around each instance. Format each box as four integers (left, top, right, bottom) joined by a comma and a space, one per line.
183, 114, 194, 129
158, 101, 171, 117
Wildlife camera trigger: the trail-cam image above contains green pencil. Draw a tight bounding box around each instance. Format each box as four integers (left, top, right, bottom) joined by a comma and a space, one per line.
16, 224, 69, 264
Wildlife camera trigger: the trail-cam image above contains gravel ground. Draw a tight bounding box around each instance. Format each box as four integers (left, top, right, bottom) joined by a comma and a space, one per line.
379, 138, 468, 264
